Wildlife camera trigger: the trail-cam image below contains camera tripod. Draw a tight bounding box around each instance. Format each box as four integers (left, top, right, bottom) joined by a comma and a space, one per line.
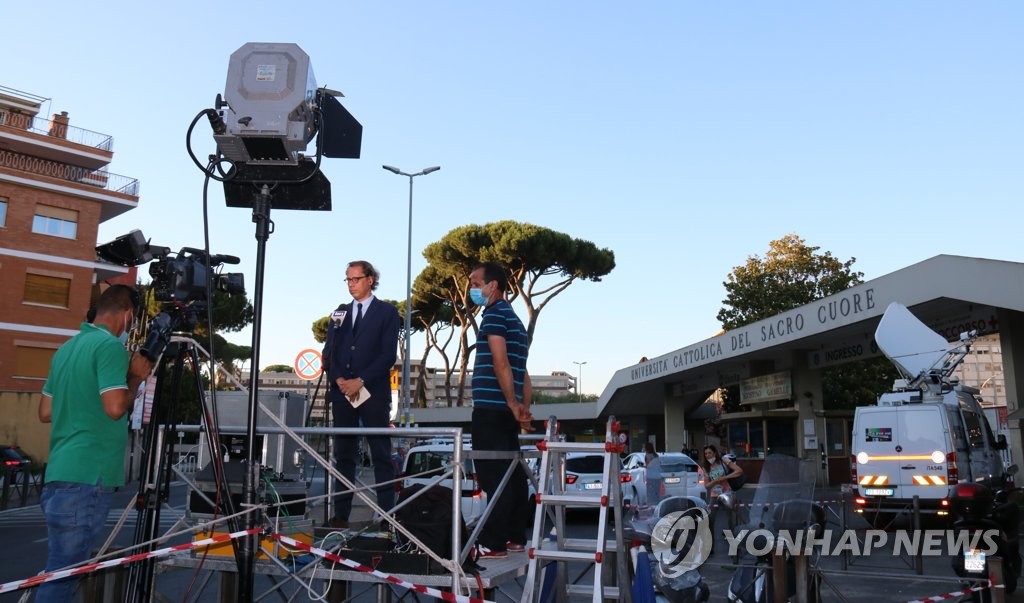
123, 331, 244, 602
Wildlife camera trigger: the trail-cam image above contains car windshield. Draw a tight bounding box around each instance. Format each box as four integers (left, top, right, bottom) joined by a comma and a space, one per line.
405, 450, 473, 477
566, 456, 606, 474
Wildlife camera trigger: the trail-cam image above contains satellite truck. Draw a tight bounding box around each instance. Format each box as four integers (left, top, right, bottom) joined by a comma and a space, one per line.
851, 303, 1009, 522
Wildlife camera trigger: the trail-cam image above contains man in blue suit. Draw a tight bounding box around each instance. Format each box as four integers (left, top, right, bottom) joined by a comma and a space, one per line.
323, 260, 400, 528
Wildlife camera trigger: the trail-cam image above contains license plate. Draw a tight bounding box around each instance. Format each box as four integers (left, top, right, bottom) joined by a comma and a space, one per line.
863, 488, 894, 496
584, 482, 602, 490
664, 477, 681, 484
965, 549, 985, 573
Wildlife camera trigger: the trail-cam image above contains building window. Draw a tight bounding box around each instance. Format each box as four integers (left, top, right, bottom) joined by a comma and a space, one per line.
24, 272, 72, 308
0, 198, 7, 227
727, 418, 795, 458
14, 345, 56, 379
32, 204, 78, 239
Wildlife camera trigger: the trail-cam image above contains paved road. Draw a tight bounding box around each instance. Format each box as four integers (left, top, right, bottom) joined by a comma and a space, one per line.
3, 477, 1024, 602
0, 502, 186, 530
645, 488, 1024, 603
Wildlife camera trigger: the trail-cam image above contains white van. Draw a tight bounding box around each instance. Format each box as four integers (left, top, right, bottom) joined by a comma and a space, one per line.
852, 384, 1007, 515
851, 303, 1008, 518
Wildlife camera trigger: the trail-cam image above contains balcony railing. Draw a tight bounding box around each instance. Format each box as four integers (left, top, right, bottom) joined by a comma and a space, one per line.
0, 109, 114, 152
0, 148, 139, 196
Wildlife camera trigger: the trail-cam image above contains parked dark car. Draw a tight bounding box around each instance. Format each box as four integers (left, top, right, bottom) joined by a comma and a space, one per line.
1, 445, 33, 491
0, 445, 32, 472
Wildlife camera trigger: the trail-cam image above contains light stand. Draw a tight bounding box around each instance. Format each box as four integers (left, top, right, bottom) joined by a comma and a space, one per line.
216, 180, 331, 600
231, 181, 336, 601
382, 164, 440, 427
235, 185, 275, 599
199, 42, 362, 601
573, 360, 587, 402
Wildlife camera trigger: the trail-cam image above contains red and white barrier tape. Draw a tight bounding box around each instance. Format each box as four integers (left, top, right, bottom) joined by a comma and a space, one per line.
906, 581, 990, 602
270, 533, 493, 603
0, 527, 261, 594
731, 499, 845, 509
3, 529, 494, 603
628, 498, 846, 511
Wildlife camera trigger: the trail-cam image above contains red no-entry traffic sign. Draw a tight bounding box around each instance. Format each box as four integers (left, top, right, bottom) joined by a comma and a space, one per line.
294, 349, 323, 381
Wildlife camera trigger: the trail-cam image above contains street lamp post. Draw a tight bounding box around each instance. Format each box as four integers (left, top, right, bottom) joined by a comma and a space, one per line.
573, 360, 587, 402
383, 164, 440, 427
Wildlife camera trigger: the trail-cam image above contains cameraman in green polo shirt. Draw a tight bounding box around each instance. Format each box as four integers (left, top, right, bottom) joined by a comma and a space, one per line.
35, 284, 152, 602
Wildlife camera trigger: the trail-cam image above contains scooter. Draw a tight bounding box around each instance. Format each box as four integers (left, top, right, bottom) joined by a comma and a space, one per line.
626, 495, 710, 603
726, 498, 825, 603
949, 466, 1020, 602
726, 454, 824, 603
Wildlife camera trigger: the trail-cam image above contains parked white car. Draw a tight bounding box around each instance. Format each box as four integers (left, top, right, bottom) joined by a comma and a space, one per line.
658, 453, 703, 498
401, 442, 487, 526
547, 452, 620, 508
620, 451, 702, 507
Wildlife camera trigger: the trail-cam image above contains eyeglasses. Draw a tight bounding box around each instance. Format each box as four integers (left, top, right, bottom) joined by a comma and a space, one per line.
344, 276, 370, 283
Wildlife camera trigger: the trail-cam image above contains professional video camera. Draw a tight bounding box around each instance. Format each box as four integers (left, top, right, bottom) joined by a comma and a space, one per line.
96, 230, 245, 302
96, 229, 246, 361
140, 248, 245, 361
149, 247, 244, 303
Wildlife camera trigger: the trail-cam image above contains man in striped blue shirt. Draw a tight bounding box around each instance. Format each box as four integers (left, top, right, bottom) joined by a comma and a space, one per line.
469, 262, 534, 559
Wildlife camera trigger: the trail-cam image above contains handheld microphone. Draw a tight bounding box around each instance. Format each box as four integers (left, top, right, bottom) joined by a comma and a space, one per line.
331, 303, 349, 326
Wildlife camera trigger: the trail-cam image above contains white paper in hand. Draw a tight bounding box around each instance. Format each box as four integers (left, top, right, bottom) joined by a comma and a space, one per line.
348, 386, 371, 408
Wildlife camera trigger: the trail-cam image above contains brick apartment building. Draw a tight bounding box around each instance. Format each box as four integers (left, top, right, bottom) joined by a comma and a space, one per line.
0, 85, 140, 398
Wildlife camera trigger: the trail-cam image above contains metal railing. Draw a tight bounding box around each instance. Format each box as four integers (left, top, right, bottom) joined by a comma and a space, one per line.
0, 466, 43, 510
0, 108, 113, 151
176, 422, 472, 593
0, 148, 139, 196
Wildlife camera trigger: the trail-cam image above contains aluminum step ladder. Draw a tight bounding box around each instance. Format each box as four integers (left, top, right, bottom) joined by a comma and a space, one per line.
520, 416, 631, 603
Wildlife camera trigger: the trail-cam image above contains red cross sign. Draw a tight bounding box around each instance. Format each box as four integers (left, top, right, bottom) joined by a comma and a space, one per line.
294, 349, 323, 381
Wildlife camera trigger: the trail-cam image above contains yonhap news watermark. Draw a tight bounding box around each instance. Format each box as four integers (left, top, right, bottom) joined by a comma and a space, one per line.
649, 507, 1002, 576
722, 528, 1002, 559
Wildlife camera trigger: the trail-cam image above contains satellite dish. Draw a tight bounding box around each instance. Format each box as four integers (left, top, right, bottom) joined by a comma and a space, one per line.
874, 302, 951, 379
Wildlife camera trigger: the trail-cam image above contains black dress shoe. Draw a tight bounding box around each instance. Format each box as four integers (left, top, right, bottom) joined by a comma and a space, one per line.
329, 517, 349, 529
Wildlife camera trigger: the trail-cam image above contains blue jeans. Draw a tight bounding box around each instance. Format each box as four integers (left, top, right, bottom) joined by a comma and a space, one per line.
35, 480, 114, 603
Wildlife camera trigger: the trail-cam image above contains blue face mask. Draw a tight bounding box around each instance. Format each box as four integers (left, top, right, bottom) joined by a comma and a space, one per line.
119, 310, 133, 346
469, 288, 488, 306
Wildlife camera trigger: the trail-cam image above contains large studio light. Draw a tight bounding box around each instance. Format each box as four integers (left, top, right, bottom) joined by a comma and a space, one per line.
211, 42, 363, 210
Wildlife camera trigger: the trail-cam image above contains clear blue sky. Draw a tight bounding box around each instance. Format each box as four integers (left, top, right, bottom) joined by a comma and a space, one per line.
5, 2, 1022, 395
